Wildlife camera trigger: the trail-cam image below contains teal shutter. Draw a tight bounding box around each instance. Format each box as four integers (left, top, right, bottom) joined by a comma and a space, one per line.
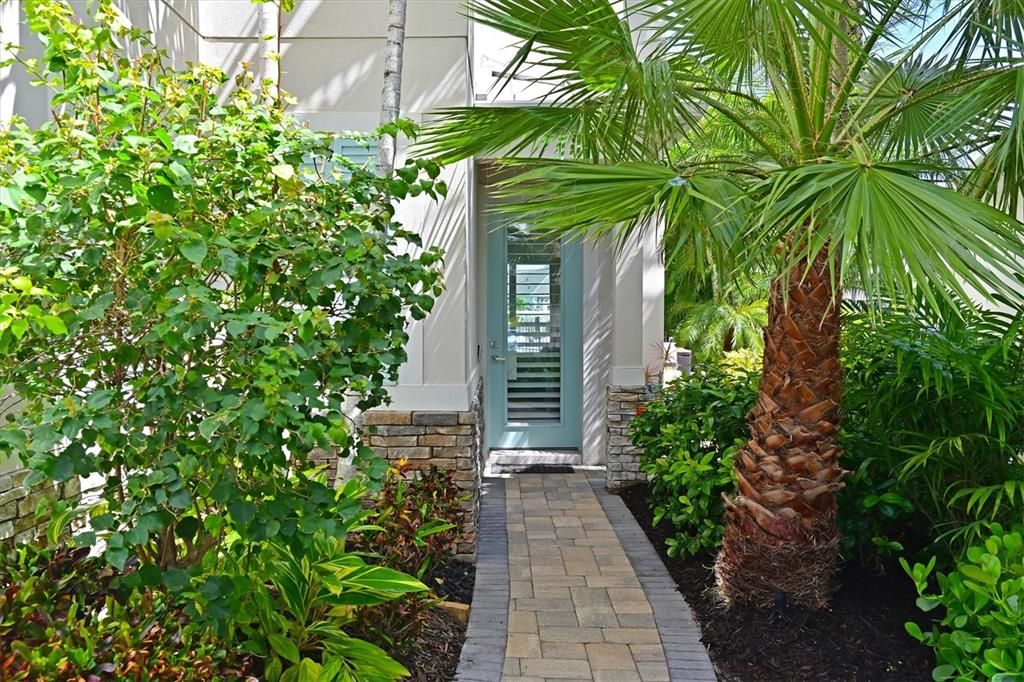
333, 138, 378, 170
302, 138, 378, 179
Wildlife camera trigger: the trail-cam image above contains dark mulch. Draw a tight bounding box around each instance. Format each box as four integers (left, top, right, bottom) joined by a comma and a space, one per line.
399, 606, 466, 682
398, 558, 475, 681
619, 483, 934, 682
427, 558, 476, 604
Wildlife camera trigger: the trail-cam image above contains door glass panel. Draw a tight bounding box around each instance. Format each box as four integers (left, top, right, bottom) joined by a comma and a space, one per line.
506, 224, 562, 424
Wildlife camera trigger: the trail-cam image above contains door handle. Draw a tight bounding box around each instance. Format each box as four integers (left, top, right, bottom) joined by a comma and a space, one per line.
491, 355, 506, 362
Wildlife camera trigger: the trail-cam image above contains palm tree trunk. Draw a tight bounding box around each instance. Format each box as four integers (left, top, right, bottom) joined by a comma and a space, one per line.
714, 246, 846, 608
377, 0, 407, 177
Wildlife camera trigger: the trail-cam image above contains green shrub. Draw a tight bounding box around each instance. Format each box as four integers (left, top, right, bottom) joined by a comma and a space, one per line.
635, 302, 1024, 571
0, 0, 443, 575
629, 364, 756, 558
903, 523, 1024, 681
837, 427, 916, 566
842, 303, 1024, 551
0, 2, 448, 678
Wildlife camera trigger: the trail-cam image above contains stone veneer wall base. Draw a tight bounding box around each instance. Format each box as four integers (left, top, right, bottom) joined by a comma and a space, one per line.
357, 383, 485, 561
606, 384, 656, 492
0, 467, 81, 543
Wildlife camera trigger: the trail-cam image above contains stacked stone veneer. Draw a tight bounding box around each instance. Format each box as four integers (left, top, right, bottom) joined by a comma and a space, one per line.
0, 465, 81, 543
360, 389, 484, 560
606, 384, 656, 492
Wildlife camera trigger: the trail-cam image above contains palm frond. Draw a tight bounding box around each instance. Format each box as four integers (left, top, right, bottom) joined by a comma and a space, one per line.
943, 0, 1024, 61
637, 0, 859, 85
439, 0, 700, 159
417, 106, 646, 164
855, 58, 1023, 170
952, 67, 1024, 215
672, 280, 769, 362
492, 160, 752, 273
749, 159, 1024, 314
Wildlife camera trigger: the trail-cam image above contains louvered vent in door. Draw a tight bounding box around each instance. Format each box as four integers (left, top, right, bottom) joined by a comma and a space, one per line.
505, 225, 562, 424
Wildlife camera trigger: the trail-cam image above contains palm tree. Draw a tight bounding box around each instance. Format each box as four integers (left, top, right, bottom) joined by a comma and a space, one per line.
421, 0, 1024, 607
671, 276, 768, 364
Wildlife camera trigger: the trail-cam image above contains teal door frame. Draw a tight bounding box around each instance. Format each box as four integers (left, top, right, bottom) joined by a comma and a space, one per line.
485, 219, 583, 450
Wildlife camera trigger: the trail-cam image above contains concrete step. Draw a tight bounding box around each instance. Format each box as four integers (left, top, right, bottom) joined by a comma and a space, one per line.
486, 449, 583, 475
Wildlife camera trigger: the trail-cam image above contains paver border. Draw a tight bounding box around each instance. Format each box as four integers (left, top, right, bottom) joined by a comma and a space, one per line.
588, 475, 718, 681
454, 477, 509, 681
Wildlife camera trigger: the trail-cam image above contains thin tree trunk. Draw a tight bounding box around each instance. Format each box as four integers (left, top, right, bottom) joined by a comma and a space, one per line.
714, 245, 846, 608
260, 1, 282, 99
377, 0, 407, 177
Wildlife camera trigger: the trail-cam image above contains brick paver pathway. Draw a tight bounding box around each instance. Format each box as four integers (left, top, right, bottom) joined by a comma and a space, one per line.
458, 471, 716, 681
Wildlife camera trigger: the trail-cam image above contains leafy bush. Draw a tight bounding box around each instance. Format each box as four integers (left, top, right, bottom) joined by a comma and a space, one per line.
0, 2, 450, 678
0, 542, 249, 680
903, 523, 1024, 681
0, 0, 443, 576
836, 428, 917, 566
354, 462, 464, 654
629, 364, 756, 558
842, 303, 1024, 550
238, 534, 426, 682
637, 302, 1024, 578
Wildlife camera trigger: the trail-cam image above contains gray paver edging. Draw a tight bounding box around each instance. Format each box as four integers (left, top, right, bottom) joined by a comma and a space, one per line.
588, 477, 718, 681
454, 477, 509, 682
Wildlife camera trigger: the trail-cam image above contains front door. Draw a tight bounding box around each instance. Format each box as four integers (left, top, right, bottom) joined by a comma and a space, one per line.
486, 217, 582, 449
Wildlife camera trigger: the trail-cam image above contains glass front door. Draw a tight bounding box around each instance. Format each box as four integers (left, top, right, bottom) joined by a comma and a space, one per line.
486, 218, 582, 449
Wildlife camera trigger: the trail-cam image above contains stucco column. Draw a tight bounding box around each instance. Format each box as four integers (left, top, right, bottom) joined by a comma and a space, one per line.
611, 228, 664, 384
642, 225, 666, 377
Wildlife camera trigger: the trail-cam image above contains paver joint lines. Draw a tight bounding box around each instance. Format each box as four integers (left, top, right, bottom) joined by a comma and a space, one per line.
455, 471, 715, 681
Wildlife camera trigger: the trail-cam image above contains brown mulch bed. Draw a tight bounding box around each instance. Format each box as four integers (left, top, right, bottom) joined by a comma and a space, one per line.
398, 606, 467, 682
619, 483, 934, 681
399, 558, 475, 681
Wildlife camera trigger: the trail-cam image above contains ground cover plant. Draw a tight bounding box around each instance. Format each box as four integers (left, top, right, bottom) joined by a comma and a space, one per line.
0, 541, 254, 680
0, 1, 460, 679
354, 462, 465, 658
904, 524, 1024, 681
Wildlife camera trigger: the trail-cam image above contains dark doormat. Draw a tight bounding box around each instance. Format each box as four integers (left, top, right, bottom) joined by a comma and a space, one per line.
495, 463, 576, 474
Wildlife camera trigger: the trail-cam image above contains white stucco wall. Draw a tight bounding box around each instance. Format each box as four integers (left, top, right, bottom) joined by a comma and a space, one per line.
1, 0, 54, 126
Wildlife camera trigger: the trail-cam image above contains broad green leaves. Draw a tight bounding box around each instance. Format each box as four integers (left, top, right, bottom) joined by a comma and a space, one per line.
0, 268, 69, 353
251, 536, 422, 681
147, 185, 179, 213
904, 526, 1024, 680
0, 0, 444, 588
179, 239, 208, 264
630, 364, 757, 558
